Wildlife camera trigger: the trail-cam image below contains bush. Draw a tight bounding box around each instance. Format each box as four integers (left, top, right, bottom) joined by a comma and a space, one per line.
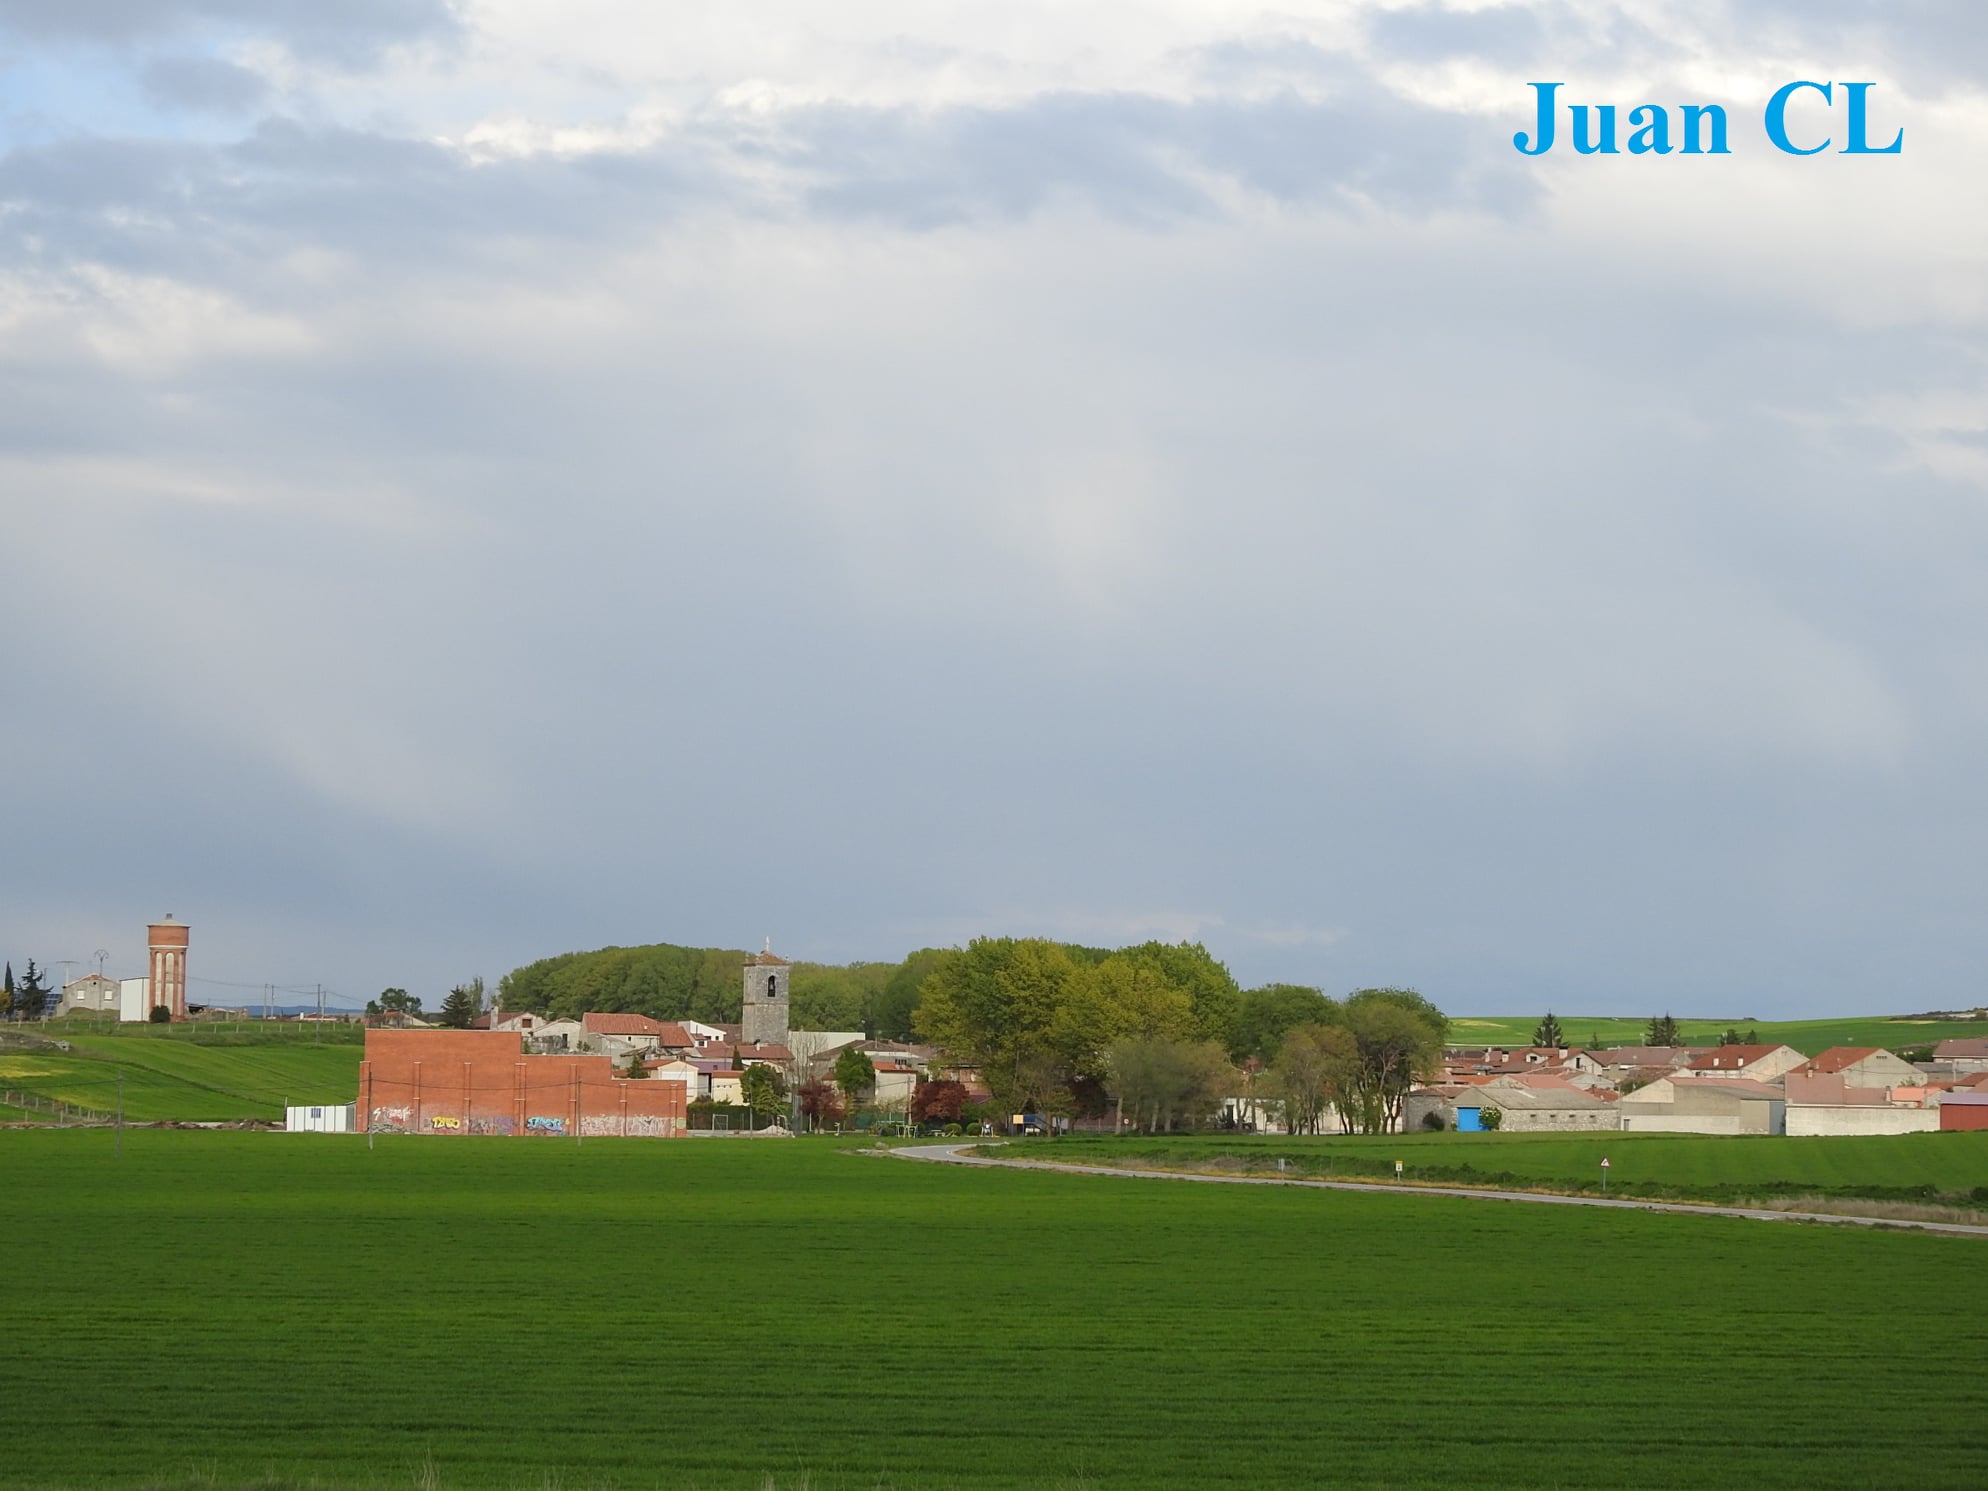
148, 1006, 172, 1024
1479, 1107, 1503, 1130
1420, 1111, 1446, 1131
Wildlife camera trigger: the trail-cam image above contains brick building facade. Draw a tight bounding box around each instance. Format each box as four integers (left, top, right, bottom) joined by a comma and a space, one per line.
358, 1029, 689, 1137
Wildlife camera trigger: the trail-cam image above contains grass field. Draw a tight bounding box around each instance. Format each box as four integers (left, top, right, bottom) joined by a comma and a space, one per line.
1010, 1131, 1988, 1206
1447, 1012, 1988, 1051
0, 1032, 360, 1121
3, 1132, 1986, 1491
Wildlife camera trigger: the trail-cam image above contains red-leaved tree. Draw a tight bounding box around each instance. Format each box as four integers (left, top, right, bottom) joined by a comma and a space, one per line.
797, 1076, 844, 1131
910, 1079, 967, 1125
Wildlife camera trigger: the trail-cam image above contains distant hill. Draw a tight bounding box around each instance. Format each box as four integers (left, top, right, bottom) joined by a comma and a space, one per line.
1449, 1013, 1988, 1055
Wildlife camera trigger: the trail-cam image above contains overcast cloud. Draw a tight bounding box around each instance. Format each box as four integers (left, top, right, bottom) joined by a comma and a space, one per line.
2, 1, 1985, 1018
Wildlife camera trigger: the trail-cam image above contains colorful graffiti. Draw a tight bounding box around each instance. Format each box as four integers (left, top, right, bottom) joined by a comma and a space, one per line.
428, 1115, 462, 1132
525, 1115, 567, 1134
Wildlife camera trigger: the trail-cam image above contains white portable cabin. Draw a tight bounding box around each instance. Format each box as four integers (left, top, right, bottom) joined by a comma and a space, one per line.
286, 1103, 356, 1133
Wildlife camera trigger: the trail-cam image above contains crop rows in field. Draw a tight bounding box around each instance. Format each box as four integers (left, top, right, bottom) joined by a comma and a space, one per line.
2, 1131, 1986, 1490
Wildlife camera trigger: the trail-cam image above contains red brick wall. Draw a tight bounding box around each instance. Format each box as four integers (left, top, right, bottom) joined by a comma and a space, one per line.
359, 1030, 687, 1136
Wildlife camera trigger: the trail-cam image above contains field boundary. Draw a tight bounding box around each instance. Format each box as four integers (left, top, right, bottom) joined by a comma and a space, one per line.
890, 1143, 1988, 1238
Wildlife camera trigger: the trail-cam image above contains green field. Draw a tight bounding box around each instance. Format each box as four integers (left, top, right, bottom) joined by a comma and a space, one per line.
3, 1132, 1986, 1491
0, 1031, 360, 1121
1448, 1012, 1987, 1052
1013, 1131, 1988, 1206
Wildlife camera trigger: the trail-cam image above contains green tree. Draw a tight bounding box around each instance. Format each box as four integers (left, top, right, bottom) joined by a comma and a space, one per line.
14, 960, 51, 1022
1230, 984, 1338, 1064
875, 948, 946, 1040
1646, 1013, 1683, 1046
148, 1004, 171, 1024
366, 988, 422, 1018
438, 983, 479, 1029
913, 937, 1091, 1099
834, 1046, 876, 1108
1111, 942, 1241, 1050
740, 1063, 786, 1127
2, 961, 14, 1021
1108, 1037, 1236, 1133
1271, 1023, 1359, 1135
623, 1051, 649, 1078
1339, 989, 1446, 1134
1532, 1012, 1566, 1048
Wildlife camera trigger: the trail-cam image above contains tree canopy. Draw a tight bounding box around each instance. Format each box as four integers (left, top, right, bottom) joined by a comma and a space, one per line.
1532, 1011, 1565, 1048
1229, 983, 1338, 1064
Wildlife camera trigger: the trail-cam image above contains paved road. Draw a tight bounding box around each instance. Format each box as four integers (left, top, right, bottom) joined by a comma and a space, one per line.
890, 1143, 1988, 1238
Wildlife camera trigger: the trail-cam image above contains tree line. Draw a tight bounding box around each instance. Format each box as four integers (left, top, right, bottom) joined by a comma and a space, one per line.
494, 941, 934, 1037
1, 960, 52, 1022
489, 935, 1451, 1134
912, 937, 1448, 1136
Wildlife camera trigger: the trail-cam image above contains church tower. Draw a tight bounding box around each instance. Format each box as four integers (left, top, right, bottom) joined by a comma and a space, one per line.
742, 939, 791, 1047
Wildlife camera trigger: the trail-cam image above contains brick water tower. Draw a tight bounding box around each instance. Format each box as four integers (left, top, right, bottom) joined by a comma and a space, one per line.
148, 915, 189, 1021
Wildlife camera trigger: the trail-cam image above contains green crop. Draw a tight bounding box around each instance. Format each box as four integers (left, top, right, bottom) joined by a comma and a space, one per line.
1, 1131, 1983, 1490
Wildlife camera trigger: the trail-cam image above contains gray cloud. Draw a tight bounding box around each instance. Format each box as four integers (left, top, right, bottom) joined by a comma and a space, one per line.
1365, 3, 1548, 63
0, 0, 461, 66
3, 4, 1986, 1016
138, 54, 269, 113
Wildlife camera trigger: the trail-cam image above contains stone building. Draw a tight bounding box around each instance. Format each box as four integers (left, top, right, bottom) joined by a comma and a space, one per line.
742, 940, 791, 1047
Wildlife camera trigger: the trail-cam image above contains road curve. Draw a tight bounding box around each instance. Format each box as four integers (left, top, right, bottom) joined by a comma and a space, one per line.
888, 1143, 1988, 1238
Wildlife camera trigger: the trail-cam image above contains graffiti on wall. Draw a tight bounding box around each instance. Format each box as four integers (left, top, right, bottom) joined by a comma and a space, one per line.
466, 1116, 515, 1136
370, 1106, 412, 1131
429, 1115, 462, 1132
526, 1115, 567, 1134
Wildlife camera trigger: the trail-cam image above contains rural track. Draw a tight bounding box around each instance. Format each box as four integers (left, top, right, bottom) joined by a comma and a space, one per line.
889, 1143, 1988, 1238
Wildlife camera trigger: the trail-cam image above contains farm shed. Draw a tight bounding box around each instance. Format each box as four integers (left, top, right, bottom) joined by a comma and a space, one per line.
286, 1103, 356, 1133
1940, 1092, 1988, 1131
1619, 1076, 1785, 1135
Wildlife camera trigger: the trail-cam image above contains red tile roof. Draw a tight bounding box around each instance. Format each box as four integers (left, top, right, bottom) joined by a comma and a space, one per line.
1684, 1045, 1787, 1071
583, 1013, 669, 1036
1799, 1047, 1883, 1074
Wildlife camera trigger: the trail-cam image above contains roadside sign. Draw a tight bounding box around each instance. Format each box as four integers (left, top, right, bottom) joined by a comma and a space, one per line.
1394, 1160, 1404, 1178
1600, 1157, 1610, 1168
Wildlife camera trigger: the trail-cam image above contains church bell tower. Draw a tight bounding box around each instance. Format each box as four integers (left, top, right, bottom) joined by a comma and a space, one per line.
742, 938, 791, 1047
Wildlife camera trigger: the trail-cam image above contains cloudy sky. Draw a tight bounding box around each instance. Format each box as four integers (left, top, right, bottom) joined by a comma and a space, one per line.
3, 1, 1984, 1018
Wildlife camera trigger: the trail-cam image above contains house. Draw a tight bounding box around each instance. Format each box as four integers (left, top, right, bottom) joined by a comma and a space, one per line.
1680, 1044, 1806, 1083
529, 1017, 586, 1052
1788, 1047, 1921, 1088
644, 1057, 708, 1099
872, 1062, 920, 1112
581, 1013, 678, 1060
478, 1010, 548, 1035
58, 973, 122, 1016
1619, 1076, 1786, 1135
1932, 1037, 1988, 1074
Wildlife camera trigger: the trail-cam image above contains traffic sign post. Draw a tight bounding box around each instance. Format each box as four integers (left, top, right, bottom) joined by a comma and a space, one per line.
1600, 1156, 1611, 1196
